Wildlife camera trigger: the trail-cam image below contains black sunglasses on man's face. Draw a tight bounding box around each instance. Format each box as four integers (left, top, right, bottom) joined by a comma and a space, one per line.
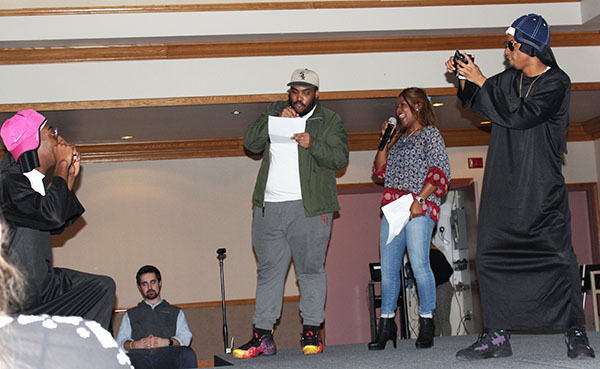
504, 40, 517, 52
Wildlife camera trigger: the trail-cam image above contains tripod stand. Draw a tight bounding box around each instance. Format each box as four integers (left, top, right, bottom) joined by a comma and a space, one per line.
217, 248, 232, 353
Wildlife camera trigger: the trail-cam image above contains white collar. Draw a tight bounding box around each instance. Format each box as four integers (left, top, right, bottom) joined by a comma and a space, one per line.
301, 105, 317, 120
23, 169, 46, 196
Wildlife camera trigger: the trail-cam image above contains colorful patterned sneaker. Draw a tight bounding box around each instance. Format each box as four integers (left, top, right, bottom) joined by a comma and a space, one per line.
456, 329, 512, 361
565, 327, 595, 359
301, 326, 324, 355
232, 329, 277, 359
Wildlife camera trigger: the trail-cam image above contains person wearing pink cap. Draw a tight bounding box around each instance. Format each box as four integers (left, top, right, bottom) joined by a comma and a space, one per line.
445, 14, 594, 360
0, 109, 115, 330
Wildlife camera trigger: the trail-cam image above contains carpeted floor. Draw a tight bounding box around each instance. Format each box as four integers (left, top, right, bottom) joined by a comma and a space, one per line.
213, 331, 600, 368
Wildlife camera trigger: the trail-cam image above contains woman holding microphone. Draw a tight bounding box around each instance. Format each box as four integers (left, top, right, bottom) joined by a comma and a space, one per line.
369, 87, 450, 350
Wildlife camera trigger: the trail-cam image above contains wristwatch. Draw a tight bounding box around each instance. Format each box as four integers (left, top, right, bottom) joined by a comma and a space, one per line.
415, 196, 425, 204
168, 338, 174, 346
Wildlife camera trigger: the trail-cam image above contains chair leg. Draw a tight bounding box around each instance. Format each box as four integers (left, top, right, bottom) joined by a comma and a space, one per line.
591, 271, 600, 332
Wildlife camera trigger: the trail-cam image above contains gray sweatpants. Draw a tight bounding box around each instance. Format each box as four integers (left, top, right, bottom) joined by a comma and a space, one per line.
252, 200, 333, 330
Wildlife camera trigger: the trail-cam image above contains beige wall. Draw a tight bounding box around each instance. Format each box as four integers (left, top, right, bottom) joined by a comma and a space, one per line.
2, 3, 598, 106
52, 141, 598, 308
5, 0, 599, 309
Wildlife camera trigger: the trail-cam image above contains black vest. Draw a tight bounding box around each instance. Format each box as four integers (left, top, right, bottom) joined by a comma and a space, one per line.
128, 300, 180, 340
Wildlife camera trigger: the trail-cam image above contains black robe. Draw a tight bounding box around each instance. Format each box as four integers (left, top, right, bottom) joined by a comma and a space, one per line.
459, 66, 585, 330
0, 154, 115, 330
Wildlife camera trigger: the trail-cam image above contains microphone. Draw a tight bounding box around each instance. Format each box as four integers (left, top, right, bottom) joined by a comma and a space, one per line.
378, 117, 397, 151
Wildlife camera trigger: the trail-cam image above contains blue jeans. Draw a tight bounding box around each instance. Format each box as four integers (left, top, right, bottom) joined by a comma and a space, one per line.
380, 212, 436, 316
128, 346, 197, 369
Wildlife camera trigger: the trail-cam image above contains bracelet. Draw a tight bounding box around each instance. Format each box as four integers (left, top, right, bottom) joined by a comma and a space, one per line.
128, 341, 134, 350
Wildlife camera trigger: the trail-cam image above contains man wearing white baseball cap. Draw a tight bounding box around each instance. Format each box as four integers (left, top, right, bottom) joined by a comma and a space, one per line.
445, 14, 595, 361
0, 109, 115, 330
234, 69, 348, 359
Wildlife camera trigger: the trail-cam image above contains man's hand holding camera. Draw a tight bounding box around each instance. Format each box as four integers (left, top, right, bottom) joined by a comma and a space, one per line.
445, 51, 487, 88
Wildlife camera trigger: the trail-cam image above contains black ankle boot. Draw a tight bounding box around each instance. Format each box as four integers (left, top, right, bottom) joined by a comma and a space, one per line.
415, 317, 434, 349
368, 318, 397, 350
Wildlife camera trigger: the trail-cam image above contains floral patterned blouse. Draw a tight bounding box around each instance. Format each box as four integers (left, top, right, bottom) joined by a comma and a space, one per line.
373, 125, 451, 223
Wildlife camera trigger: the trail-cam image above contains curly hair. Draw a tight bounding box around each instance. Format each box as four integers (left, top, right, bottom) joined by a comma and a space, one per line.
0, 223, 23, 315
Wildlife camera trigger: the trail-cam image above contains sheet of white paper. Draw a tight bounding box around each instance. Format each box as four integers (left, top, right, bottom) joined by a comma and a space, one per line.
381, 194, 413, 245
268, 116, 306, 144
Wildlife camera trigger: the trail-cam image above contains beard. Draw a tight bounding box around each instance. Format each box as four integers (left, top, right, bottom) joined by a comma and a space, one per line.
144, 289, 159, 300
288, 96, 316, 117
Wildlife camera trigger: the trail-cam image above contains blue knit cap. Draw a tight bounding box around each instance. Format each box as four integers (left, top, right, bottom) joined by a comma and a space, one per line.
507, 14, 550, 54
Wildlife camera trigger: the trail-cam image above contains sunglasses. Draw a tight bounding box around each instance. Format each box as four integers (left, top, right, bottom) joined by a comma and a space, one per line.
504, 40, 517, 51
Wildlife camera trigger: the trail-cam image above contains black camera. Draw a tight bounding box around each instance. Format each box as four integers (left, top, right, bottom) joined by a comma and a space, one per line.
453, 50, 474, 78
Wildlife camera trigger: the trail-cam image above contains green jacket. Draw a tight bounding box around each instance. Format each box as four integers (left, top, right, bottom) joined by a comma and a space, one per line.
244, 100, 349, 217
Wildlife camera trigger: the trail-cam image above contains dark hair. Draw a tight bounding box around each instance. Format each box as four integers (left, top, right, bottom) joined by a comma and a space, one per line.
390, 87, 437, 144
136, 265, 161, 285
400, 87, 437, 125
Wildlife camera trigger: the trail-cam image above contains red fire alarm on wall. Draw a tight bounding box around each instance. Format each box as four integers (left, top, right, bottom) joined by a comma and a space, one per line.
468, 157, 484, 168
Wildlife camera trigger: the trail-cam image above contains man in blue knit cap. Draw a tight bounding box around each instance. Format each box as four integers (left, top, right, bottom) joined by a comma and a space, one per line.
446, 14, 595, 361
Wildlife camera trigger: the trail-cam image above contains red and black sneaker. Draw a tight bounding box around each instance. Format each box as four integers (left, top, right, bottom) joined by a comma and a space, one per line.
232, 329, 277, 359
300, 326, 323, 355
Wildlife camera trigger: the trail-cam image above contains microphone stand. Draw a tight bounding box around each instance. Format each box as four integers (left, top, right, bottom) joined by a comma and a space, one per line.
217, 248, 232, 353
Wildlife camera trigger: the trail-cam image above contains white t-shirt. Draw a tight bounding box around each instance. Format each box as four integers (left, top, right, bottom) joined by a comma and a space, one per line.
264, 106, 315, 202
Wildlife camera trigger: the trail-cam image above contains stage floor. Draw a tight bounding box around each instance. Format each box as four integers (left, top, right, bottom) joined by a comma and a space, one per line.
213, 331, 600, 368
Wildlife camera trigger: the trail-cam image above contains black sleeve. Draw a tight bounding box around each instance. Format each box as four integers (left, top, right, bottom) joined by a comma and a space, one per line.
1, 173, 84, 234
461, 69, 569, 130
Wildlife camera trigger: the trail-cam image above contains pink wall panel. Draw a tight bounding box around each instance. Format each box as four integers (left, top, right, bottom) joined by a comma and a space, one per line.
569, 190, 594, 265
323, 185, 599, 342
324, 190, 382, 346
568, 189, 597, 330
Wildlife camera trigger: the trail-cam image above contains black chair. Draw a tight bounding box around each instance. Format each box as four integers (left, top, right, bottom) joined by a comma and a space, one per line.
367, 262, 410, 341
580, 264, 600, 331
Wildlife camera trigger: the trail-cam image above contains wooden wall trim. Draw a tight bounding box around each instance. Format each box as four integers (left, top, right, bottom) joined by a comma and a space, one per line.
1, 83, 598, 113
68, 124, 589, 163
78, 137, 246, 163
0, 88, 457, 113
567, 182, 600, 263
3, 32, 598, 66
0, 0, 578, 16
439, 128, 493, 148
346, 128, 495, 151
583, 116, 600, 140
113, 295, 300, 313
567, 123, 594, 142
0, 94, 288, 113
336, 178, 473, 193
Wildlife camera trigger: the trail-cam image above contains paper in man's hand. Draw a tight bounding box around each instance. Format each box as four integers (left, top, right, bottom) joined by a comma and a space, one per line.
268, 116, 306, 144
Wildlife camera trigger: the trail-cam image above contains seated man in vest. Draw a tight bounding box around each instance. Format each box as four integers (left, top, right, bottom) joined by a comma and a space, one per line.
116, 265, 197, 369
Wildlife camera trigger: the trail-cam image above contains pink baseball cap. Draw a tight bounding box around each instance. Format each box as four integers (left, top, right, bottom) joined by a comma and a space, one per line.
1, 109, 47, 161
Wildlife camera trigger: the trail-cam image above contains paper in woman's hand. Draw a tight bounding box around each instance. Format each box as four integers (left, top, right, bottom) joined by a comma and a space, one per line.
381, 194, 413, 245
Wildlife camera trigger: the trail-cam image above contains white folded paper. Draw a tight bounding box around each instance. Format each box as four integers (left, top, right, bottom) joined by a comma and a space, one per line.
268, 116, 306, 144
381, 194, 413, 245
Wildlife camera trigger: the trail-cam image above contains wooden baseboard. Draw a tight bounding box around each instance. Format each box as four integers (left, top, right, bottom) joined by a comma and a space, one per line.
113, 295, 300, 313
197, 359, 214, 368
